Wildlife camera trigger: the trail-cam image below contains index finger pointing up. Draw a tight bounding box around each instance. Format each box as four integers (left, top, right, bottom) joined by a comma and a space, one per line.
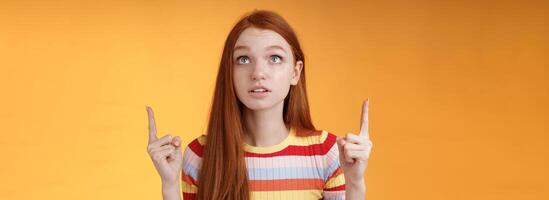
359, 98, 370, 139
146, 106, 158, 144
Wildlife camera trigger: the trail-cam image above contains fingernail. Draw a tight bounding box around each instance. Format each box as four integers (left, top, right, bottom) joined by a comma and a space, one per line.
174, 137, 181, 146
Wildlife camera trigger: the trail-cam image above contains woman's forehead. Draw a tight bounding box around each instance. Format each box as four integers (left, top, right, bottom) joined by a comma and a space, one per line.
234, 27, 291, 51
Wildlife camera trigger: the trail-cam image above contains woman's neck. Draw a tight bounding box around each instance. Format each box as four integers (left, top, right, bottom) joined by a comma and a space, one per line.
242, 102, 289, 147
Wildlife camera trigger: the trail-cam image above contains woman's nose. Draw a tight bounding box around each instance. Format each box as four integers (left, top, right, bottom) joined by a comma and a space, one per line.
251, 64, 267, 81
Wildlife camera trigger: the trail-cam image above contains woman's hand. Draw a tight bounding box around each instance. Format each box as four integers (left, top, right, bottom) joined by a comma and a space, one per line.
146, 106, 183, 185
337, 99, 373, 184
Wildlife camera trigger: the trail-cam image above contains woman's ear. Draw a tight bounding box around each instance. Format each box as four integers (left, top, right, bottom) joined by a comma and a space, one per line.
291, 60, 303, 85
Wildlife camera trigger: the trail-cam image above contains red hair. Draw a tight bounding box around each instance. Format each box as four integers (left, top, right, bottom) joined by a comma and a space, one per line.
197, 9, 316, 200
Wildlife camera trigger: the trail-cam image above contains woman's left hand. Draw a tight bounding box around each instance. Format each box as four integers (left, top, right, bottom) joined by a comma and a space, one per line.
337, 99, 373, 184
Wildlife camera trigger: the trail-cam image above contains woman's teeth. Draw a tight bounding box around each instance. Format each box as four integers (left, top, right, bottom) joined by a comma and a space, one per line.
251, 89, 268, 93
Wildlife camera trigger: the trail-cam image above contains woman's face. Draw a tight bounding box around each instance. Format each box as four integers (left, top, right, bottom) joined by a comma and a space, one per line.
233, 27, 303, 111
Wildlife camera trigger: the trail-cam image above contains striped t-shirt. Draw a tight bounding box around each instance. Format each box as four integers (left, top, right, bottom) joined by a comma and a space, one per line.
180, 126, 346, 199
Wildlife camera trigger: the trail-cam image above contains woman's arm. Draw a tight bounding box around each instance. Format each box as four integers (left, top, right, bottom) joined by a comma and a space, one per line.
338, 99, 373, 200
345, 177, 366, 200
162, 180, 182, 200
146, 106, 184, 200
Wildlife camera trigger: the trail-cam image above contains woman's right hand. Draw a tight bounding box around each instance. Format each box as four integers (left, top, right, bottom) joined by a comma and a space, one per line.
146, 106, 183, 185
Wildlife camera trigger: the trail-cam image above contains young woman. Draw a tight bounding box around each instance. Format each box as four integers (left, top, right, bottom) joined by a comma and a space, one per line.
146, 10, 373, 200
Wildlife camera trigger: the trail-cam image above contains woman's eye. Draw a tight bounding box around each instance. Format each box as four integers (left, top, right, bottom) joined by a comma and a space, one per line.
270, 55, 282, 63
237, 56, 250, 64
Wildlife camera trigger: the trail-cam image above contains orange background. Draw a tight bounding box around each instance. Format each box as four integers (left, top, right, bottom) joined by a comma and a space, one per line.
1, 0, 548, 199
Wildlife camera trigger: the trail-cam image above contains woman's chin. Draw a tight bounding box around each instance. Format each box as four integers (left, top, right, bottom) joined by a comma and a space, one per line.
245, 104, 272, 111
242, 100, 280, 111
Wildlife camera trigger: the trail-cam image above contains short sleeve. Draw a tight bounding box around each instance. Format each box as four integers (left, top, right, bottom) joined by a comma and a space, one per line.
322, 133, 346, 199
180, 138, 204, 200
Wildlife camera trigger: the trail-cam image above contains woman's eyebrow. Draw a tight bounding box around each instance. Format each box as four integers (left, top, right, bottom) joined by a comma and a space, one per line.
233, 45, 286, 54
234, 45, 249, 51
265, 45, 287, 54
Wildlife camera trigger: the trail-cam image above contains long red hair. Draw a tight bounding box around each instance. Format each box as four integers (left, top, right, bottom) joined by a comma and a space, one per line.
197, 9, 316, 200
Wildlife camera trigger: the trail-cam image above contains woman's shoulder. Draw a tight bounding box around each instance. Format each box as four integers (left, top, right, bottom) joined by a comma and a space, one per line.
182, 127, 340, 156
293, 127, 338, 149
181, 135, 206, 182
183, 134, 207, 158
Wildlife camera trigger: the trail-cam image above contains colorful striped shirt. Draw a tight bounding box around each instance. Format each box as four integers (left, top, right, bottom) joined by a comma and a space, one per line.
180, 126, 346, 199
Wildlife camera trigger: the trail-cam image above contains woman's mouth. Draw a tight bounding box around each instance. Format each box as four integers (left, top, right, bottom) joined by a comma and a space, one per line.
249, 89, 271, 98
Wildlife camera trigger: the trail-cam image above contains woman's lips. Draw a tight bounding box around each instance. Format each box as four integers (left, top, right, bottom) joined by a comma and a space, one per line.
248, 90, 271, 98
